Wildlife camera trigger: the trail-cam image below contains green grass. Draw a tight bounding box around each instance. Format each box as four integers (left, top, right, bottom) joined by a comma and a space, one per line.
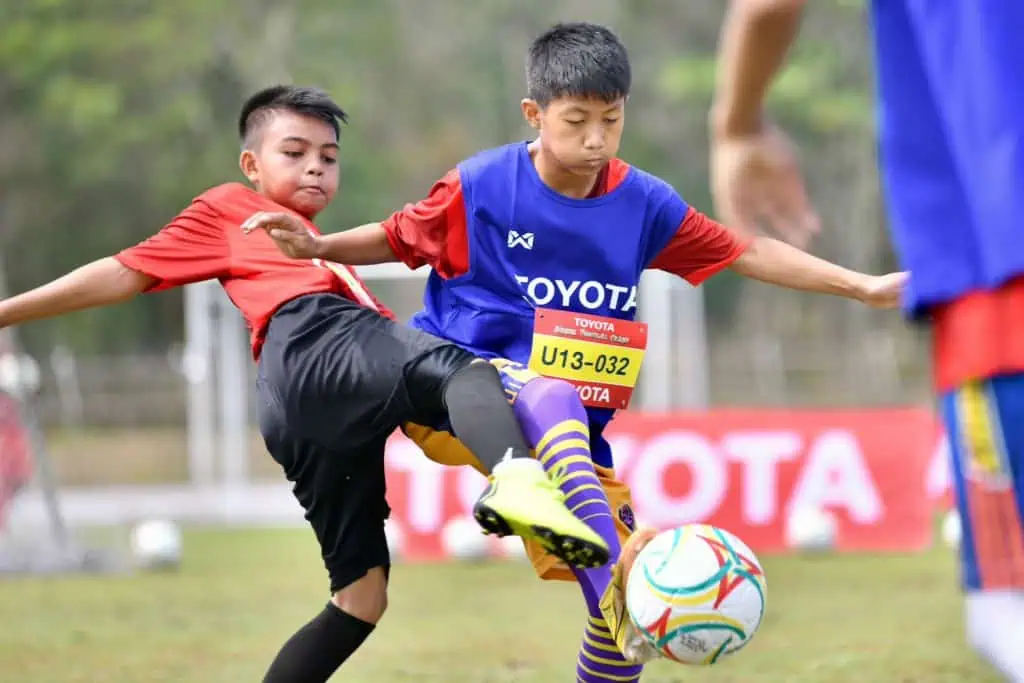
0, 529, 1000, 683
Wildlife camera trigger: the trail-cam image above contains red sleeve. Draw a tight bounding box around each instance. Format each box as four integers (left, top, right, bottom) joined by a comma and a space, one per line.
114, 197, 230, 292
380, 169, 469, 278
649, 207, 750, 285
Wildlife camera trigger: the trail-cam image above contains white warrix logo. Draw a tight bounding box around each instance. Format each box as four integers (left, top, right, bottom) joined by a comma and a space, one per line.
507, 230, 535, 249
514, 275, 638, 313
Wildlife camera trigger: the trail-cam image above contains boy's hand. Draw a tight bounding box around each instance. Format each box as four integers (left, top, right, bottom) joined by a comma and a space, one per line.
242, 211, 322, 259
710, 124, 820, 249
855, 271, 908, 309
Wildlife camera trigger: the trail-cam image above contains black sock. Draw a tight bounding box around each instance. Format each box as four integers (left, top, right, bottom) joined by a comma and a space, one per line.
262, 602, 375, 683
443, 361, 531, 473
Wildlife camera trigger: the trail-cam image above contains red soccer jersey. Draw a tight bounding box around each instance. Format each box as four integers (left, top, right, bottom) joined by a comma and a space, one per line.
115, 183, 390, 359
380, 159, 748, 283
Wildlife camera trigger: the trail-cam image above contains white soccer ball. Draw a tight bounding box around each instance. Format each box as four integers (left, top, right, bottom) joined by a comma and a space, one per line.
499, 534, 530, 562
940, 508, 962, 550
784, 505, 838, 552
129, 519, 183, 571
626, 524, 767, 665
0, 352, 41, 397
441, 516, 491, 561
384, 520, 405, 560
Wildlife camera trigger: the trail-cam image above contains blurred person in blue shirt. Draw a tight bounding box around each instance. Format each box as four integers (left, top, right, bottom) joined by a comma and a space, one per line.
710, 2, 1024, 679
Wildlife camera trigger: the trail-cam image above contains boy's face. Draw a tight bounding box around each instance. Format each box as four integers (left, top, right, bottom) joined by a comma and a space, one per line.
522, 96, 626, 175
239, 111, 339, 218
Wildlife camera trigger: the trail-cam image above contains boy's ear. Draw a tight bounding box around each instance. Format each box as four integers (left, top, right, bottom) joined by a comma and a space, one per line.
521, 98, 542, 130
239, 149, 259, 184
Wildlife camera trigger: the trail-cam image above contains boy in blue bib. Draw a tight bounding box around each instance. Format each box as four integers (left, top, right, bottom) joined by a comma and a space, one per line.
247, 21, 905, 680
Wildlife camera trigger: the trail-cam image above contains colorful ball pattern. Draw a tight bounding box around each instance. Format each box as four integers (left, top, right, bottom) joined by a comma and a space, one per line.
625, 524, 767, 665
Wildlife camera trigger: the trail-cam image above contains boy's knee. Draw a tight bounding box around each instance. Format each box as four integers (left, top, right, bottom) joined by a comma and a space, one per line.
331, 566, 389, 624
521, 375, 580, 405
460, 357, 503, 382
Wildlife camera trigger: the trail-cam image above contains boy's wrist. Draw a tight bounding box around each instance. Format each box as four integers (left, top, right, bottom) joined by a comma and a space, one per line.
845, 271, 872, 302
709, 103, 764, 140
310, 234, 329, 260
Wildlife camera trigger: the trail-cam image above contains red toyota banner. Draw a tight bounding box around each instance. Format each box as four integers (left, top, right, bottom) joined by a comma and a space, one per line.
383, 408, 942, 560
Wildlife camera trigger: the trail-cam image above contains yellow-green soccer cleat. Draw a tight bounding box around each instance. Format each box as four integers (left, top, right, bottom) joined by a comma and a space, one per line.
472, 457, 610, 569
598, 527, 663, 664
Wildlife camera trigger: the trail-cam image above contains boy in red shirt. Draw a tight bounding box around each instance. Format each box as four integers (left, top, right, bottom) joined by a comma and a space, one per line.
0, 85, 609, 683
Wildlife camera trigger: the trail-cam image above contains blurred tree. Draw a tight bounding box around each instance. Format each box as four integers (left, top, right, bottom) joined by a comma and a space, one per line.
0, 1, 319, 351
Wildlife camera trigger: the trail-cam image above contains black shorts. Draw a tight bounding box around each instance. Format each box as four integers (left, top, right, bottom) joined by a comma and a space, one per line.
256, 293, 474, 592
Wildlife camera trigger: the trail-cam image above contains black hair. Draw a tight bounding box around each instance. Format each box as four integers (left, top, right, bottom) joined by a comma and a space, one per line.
526, 22, 631, 107
238, 85, 348, 149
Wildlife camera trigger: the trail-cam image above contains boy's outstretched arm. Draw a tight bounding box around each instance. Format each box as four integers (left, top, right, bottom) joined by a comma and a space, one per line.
730, 236, 906, 308
244, 169, 467, 277
241, 215, 398, 265
319, 223, 398, 264
0, 195, 235, 329
0, 258, 154, 329
651, 207, 903, 308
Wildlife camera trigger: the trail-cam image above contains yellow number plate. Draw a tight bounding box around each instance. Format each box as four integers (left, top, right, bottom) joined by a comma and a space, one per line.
528, 309, 648, 409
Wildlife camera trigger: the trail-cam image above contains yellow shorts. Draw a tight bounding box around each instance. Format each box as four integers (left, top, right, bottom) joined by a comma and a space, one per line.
403, 359, 634, 582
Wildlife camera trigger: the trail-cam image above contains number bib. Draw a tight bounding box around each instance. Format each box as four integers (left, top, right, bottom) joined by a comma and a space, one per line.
528, 308, 648, 409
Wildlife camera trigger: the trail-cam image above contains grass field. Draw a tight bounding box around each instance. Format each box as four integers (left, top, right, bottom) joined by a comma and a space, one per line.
0, 528, 1000, 683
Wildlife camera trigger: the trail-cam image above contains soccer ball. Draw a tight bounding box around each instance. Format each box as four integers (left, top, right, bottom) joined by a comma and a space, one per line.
0, 352, 41, 397
441, 515, 491, 561
499, 534, 530, 562
625, 524, 767, 665
940, 508, 962, 550
384, 520, 405, 560
129, 519, 183, 571
783, 505, 838, 552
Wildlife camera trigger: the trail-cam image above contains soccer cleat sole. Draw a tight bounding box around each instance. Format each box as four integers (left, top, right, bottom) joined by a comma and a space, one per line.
472, 501, 610, 569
